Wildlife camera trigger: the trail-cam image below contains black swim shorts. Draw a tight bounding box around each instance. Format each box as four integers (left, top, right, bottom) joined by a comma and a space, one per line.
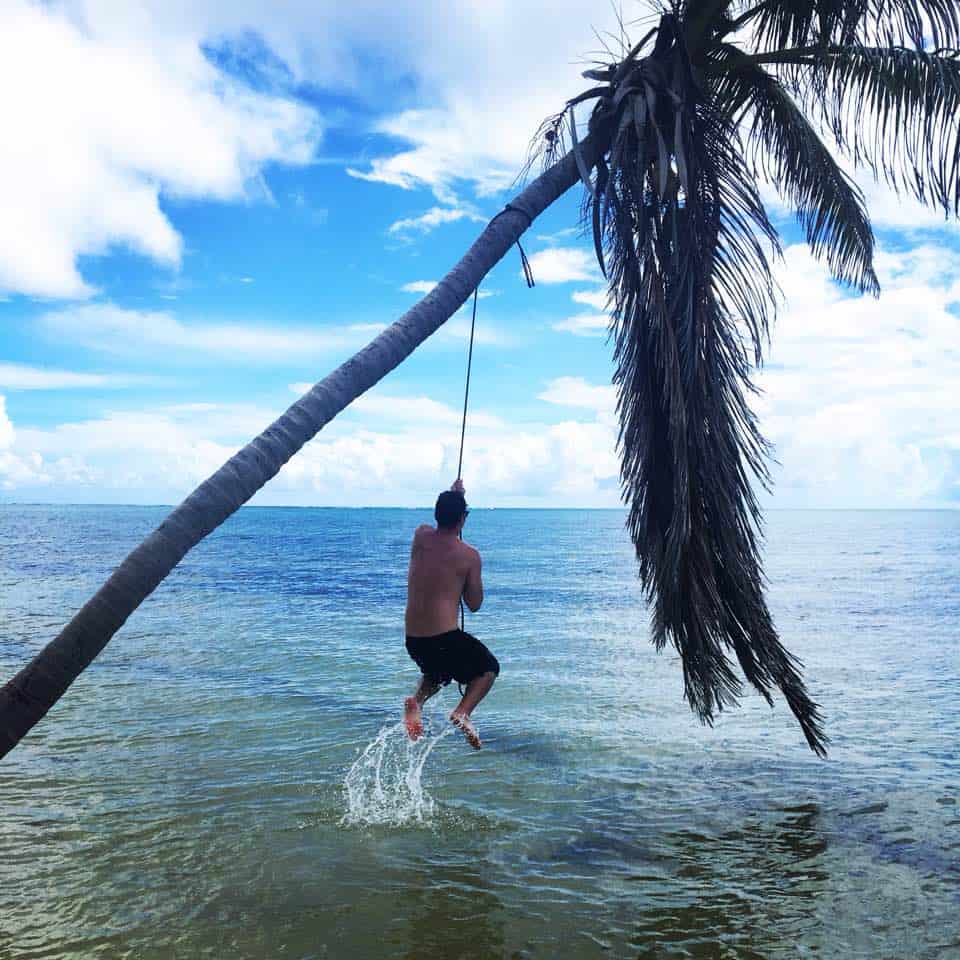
405, 629, 500, 687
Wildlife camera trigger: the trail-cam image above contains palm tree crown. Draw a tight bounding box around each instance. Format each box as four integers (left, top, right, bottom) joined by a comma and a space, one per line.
528, 0, 960, 756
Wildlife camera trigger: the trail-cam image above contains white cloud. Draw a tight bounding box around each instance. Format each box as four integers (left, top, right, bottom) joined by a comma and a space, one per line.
755, 241, 960, 506
526, 247, 599, 284
289, 384, 504, 430
34, 299, 510, 373
0, 396, 48, 490
38, 303, 378, 361
536, 227, 580, 244
756, 108, 959, 238
0, 363, 148, 390
7, 0, 946, 309
11, 227, 960, 509
0, 397, 13, 449
552, 313, 609, 337
334, 3, 958, 243
553, 288, 612, 336
388, 206, 485, 235
341, 3, 633, 199
351, 393, 504, 430
0, 387, 621, 506
347, 108, 519, 199
438, 312, 512, 347
538, 377, 616, 416
0, 0, 320, 299
401, 279, 494, 301
572, 288, 609, 311
9, 243, 959, 508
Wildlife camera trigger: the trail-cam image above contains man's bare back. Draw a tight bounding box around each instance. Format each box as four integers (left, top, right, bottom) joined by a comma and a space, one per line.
402, 481, 497, 749
405, 525, 482, 636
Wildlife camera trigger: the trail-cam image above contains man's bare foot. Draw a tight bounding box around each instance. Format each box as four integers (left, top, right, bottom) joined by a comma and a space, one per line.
451, 711, 481, 749
404, 697, 423, 741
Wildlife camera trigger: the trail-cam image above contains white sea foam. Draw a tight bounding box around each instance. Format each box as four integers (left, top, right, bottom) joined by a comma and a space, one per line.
342, 718, 454, 827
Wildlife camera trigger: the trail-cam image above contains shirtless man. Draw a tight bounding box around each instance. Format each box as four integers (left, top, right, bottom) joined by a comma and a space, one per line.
403, 479, 499, 749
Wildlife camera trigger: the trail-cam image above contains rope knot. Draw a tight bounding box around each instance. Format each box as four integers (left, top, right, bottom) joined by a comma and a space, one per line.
490, 203, 535, 288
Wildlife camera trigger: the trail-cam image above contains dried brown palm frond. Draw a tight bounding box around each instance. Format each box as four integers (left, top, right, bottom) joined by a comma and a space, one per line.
524, 0, 960, 756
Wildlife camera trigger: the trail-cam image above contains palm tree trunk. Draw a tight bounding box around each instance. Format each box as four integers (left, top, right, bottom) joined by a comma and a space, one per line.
0, 137, 600, 760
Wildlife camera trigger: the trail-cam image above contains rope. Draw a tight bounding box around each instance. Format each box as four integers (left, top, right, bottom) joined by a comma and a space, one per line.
453, 202, 536, 644
456, 286, 479, 482
492, 203, 536, 288
456, 287, 479, 637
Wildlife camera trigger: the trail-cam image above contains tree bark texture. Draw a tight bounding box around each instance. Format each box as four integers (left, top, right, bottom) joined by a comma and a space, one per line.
0, 139, 598, 759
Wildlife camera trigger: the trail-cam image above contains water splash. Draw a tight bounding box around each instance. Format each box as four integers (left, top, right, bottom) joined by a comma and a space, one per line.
342, 718, 454, 827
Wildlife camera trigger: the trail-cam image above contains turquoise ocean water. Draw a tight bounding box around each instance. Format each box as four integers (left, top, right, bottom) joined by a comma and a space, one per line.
1, 505, 958, 959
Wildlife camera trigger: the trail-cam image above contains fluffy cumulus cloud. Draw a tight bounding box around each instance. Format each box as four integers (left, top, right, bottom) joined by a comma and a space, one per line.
525, 247, 599, 284
3, 2, 959, 509
550, 287, 611, 336
5, 231, 960, 508
285, 375, 621, 503
0, 397, 13, 450
0, 379, 622, 506
552, 313, 609, 336
756, 242, 960, 506
0, 396, 47, 490
6, 0, 953, 300
0, 0, 630, 296
537, 238, 960, 507
538, 376, 616, 415
0, 0, 320, 299
280, 386, 619, 504
339, 2, 630, 200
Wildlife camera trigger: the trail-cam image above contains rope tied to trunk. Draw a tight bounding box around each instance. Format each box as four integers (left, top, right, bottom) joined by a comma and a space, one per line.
493, 202, 536, 288
455, 202, 536, 655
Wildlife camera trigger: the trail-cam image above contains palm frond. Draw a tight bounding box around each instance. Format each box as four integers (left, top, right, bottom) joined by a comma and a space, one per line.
870, 0, 960, 46
710, 44, 879, 294
748, 0, 867, 50
803, 45, 960, 217
577, 15, 828, 755
746, 0, 960, 51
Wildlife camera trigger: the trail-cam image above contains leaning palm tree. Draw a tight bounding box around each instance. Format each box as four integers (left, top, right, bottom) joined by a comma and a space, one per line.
3, 0, 959, 759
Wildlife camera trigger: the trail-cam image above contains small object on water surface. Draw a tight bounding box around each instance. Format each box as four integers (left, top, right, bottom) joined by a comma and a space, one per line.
342, 719, 453, 827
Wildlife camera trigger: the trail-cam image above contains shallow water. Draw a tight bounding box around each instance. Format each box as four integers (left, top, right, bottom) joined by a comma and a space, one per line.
1, 506, 958, 959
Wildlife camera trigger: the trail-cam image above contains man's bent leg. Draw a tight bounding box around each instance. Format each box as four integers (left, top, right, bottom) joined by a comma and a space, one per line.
404, 675, 440, 741
450, 671, 496, 749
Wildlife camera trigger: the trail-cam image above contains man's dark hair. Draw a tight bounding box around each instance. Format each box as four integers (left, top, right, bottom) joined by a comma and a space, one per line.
435, 490, 467, 529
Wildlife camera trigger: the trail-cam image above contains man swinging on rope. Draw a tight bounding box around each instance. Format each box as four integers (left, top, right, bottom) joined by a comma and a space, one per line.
403, 479, 499, 749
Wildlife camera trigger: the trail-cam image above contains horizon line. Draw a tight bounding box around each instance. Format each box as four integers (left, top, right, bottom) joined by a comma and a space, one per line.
1, 502, 958, 512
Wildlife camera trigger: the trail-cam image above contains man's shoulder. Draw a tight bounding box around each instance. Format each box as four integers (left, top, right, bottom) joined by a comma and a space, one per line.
413, 523, 434, 539
460, 541, 481, 562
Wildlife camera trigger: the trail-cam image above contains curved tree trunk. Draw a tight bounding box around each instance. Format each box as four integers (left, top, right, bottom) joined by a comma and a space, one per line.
0, 138, 599, 760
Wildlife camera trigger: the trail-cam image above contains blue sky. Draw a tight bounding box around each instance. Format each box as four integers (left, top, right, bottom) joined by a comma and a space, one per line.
1, 0, 958, 508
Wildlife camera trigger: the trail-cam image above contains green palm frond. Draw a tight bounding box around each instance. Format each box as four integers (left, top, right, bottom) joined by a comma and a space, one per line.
710, 44, 879, 294
801, 45, 960, 216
